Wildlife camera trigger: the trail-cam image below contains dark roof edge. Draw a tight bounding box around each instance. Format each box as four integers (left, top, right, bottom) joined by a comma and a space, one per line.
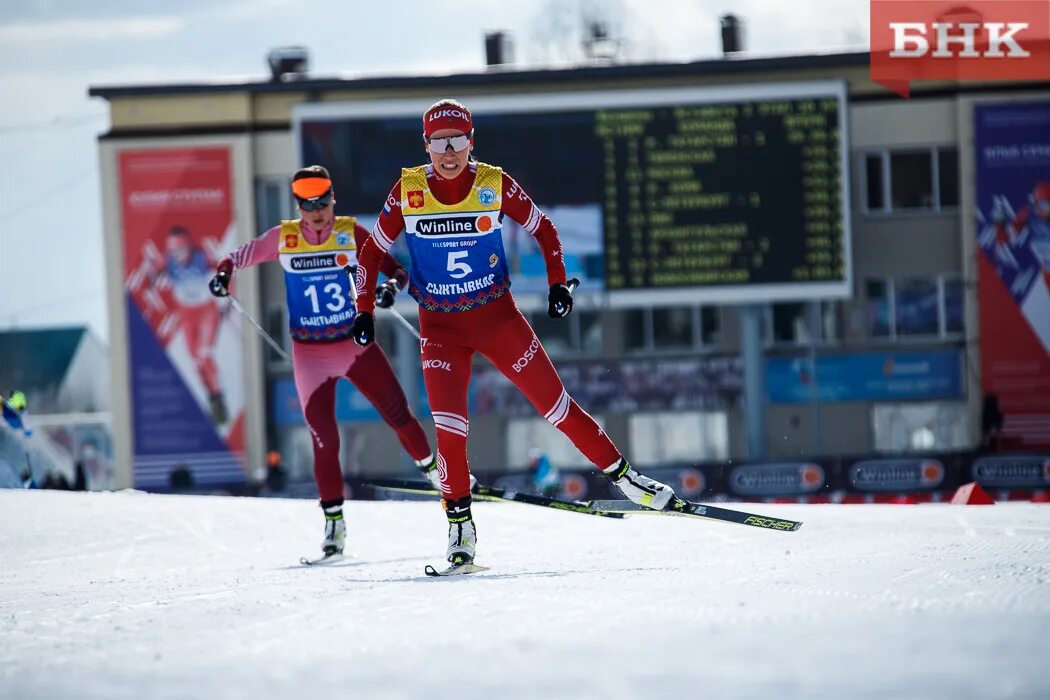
93, 80, 1049, 141
88, 51, 871, 99
97, 122, 289, 141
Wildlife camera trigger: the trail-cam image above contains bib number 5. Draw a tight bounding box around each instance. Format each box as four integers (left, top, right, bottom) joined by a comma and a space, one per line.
447, 251, 472, 279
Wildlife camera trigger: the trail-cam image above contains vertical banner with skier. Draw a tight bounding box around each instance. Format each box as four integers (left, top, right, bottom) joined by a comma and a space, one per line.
120, 147, 246, 487
975, 101, 1050, 448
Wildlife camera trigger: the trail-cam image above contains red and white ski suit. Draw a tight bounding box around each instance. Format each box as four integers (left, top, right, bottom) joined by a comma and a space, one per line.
356, 163, 622, 501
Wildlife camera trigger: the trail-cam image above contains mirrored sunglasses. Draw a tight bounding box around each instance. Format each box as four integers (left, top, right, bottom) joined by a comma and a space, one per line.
426, 133, 471, 154
295, 192, 332, 211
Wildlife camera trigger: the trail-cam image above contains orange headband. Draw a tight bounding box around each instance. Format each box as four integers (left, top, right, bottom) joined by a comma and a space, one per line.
291, 177, 332, 199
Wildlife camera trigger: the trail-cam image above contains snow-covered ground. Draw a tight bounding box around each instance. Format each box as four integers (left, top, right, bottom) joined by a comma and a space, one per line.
1, 490, 1048, 700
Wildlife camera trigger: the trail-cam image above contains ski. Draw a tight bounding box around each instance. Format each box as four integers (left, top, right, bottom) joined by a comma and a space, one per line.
587, 499, 803, 532
299, 552, 345, 566
424, 562, 490, 577
362, 478, 625, 519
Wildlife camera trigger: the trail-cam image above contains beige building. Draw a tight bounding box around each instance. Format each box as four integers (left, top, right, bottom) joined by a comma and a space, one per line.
90, 50, 1050, 487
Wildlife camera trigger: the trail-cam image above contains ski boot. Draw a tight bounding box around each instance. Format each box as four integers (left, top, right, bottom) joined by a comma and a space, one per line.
603, 458, 676, 511
417, 454, 477, 492
443, 496, 477, 565
320, 501, 346, 556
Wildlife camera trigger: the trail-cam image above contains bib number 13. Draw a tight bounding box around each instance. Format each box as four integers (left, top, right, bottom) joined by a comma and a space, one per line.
304, 283, 346, 313
447, 251, 472, 279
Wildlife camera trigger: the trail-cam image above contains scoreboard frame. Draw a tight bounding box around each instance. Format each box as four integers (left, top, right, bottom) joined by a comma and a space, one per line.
293, 79, 852, 308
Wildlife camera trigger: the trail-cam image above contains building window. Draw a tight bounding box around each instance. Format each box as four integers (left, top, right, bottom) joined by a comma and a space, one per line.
256, 177, 293, 225
529, 308, 603, 357
530, 312, 573, 356
766, 301, 841, 346
652, 307, 693, 348
866, 279, 892, 338
943, 277, 964, 335
578, 309, 603, 355
628, 411, 729, 465
895, 277, 940, 337
865, 154, 885, 211
872, 402, 971, 452
937, 148, 960, 208
626, 306, 721, 352
862, 147, 959, 213
624, 309, 649, 352
890, 151, 934, 210
700, 307, 721, 345
865, 276, 965, 340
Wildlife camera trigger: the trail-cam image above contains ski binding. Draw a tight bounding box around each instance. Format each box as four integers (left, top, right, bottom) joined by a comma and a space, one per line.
424, 562, 490, 577
299, 552, 345, 566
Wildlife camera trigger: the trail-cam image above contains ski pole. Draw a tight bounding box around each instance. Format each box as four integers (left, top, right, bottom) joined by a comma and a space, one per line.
384, 306, 420, 340
343, 265, 421, 341
225, 294, 293, 364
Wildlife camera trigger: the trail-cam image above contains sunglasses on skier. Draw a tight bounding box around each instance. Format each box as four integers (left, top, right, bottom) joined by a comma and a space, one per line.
426, 133, 472, 154
295, 191, 333, 211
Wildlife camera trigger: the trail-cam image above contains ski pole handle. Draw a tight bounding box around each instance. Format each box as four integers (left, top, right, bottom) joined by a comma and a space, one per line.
566, 277, 581, 294
343, 265, 359, 302
343, 264, 420, 340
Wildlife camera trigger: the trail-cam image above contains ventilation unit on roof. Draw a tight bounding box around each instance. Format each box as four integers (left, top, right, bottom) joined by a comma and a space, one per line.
720, 15, 745, 55
267, 47, 310, 82
485, 31, 514, 67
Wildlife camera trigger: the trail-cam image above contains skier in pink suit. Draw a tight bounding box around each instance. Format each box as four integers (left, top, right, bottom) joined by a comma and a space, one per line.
210, 166, 439, 557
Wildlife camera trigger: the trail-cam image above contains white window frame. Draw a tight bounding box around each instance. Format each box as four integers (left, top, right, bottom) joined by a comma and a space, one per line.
528, 307, 603, 357
866, 274, 965, 342
625, 306, 721, 354
764, 300, 842, 348
628, 410, 730, 465
872, 401, 972, 453
860, 146, 959, 215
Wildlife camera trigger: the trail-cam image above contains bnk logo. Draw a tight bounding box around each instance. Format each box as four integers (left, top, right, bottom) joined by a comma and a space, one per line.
890, 22, 1029, 59
870, 1, 1050, 97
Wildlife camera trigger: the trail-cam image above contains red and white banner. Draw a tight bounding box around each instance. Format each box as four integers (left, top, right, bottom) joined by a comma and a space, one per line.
120, 147, 246, 488
870, 0, 1050, 97
974, 102, 1050, 449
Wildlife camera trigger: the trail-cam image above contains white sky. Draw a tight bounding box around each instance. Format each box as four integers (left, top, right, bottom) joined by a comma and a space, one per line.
0, 0, 868, 342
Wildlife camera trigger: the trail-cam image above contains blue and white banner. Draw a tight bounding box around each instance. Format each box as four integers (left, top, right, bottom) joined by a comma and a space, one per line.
767, 351, 964, 404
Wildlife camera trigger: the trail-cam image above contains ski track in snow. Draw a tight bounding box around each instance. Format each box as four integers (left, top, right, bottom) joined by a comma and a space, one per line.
1, 490, 1048, 700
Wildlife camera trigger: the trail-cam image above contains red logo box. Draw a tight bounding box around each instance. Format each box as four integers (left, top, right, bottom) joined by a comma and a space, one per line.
871, 0, 1050, 97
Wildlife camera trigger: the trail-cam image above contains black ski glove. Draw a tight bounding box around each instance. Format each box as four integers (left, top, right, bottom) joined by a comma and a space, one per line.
351, 312, 375, 347
209, 260, 233, 297
547, 282, 574, 318
209, 272, 230, 297
375, 279, 401, 309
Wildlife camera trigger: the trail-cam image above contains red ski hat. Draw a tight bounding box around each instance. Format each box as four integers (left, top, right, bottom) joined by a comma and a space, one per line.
423, 100, 473, 138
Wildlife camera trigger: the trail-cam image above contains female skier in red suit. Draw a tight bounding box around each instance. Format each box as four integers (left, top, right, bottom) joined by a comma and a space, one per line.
352, 100, 678, 567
